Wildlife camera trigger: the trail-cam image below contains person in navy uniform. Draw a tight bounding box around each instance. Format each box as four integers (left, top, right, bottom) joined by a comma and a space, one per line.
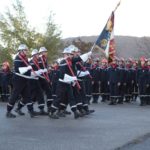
146, 59, 150, 104
6, 44, 37, 118
91, 58, 100, 103
84, 57, 93, 104
131, 60, 138, 101
137, 56, 149, 106
124, 58, 133, 103
99, 58, 109, 102
29, 49, 48, 115
107, 58, 120, 105
117, 58, 126, 104
49, 61, 60, 101
0, 61, 12, 102
49, 47, 92, 119
38, 47, 53, 112
70, 45, 94, 115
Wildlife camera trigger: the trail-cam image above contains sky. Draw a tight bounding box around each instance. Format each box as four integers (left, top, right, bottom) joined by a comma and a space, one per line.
0, 0, 150, 38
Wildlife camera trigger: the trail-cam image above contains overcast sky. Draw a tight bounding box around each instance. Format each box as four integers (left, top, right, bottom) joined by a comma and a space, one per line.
0, 0, 150, 38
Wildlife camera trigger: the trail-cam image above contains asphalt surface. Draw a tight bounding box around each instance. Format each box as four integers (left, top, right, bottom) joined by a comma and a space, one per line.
1, 99, 150, 150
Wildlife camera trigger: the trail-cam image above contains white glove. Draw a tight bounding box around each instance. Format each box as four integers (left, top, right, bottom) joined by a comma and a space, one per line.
43, 68, 48, 73
27, 65, 32, 70
38, 69, 44, 74
31, 71, 37, 77
80, 51, 92, 62
87, 51, 92, 57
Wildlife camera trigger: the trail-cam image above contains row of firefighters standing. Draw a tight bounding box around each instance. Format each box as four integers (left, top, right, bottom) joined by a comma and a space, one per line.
4, 44, 150, 119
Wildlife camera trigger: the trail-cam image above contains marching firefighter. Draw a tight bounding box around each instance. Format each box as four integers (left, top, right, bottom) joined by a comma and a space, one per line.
29, 49, 48, 115
49, 46, 92, 119
49, 61, 60, 101
70, 45, 94, 115
6, 44, 38, 118
38, 47, 53, 112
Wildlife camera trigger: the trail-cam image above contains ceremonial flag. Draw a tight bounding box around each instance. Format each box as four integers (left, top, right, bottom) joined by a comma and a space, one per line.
95, 11, 114, 52
95, 11, 115, 63
93, 0, 121, 62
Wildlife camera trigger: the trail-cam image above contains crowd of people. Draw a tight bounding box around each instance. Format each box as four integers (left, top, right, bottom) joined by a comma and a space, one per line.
0, 44, 150, 119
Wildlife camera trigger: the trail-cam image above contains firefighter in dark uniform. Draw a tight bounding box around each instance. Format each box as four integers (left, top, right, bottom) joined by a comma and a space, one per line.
124, 58, 133, 102
117, 58, 126, 104
84, 57, 93, 104
49, 47, 80, 119
131, 60, 138, 101
38, 47, 53, 112
49, 61, 60, 101
107, 58, 120, 105
70, 45, 94, 115
91, 58, 100, 103
29, 49, 48, 115
6, 44, 37, 118
49, 47, 92, 119
146, 59, 150, 104
0, 61, 12, 102
137, 56, 149, 106
99, 58, 109, 102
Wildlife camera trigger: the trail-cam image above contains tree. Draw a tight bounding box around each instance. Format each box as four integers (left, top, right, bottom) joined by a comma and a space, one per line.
0, 0, 62, 63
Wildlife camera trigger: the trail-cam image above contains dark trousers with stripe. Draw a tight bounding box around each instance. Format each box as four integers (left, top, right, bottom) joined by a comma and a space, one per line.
7, 75, 33, 112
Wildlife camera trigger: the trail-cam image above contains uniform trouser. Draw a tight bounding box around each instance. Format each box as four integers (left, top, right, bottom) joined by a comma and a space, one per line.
7, 75, 33, 112
39, 78, 53, 108
73, 85, 83, 111
51, 81, 77, 112
100, 81, 109, 101
78, 80, 89, 111
30, 79, 45, 110
109, 82, 119, 102
92, 81, 99, 102
1, 84, 10, 102
124, 82, 132, 101
51, 82, 58, 100
139, 82, 147, 105
84, 78, 92, 102
118, 83, 125, 102
146, 85, 150, 104
132, 84, 138, 100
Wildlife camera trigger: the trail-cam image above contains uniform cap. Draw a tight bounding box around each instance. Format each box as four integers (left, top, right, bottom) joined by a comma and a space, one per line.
39, 47, 47, 53
18, 44, 28, 51
62, 47, 72, 54
31, 49, 39, 56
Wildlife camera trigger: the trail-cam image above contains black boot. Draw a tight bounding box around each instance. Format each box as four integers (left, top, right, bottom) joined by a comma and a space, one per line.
28, 110, 39, 118
15, 109, 25, 116
48, 112, 59, 119
109, 98, 115, 105
56, 110, 66, 117
6, 112, 16, 118
38, 109, 48, 115
73, 111, 80, 119
64, 110, 71, 115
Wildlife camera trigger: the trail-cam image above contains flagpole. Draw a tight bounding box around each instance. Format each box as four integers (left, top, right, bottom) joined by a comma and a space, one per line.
90, 43, 96, 52
114, 0, 121, 12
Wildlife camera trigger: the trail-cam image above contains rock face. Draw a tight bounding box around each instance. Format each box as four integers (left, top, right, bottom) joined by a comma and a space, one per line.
63, 36, 150, 58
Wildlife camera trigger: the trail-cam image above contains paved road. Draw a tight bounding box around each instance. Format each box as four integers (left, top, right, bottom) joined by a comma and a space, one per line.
1, 100, 150, 150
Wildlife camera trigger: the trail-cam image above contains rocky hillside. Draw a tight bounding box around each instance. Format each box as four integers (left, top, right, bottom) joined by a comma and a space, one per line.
63, 36, 150, 59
